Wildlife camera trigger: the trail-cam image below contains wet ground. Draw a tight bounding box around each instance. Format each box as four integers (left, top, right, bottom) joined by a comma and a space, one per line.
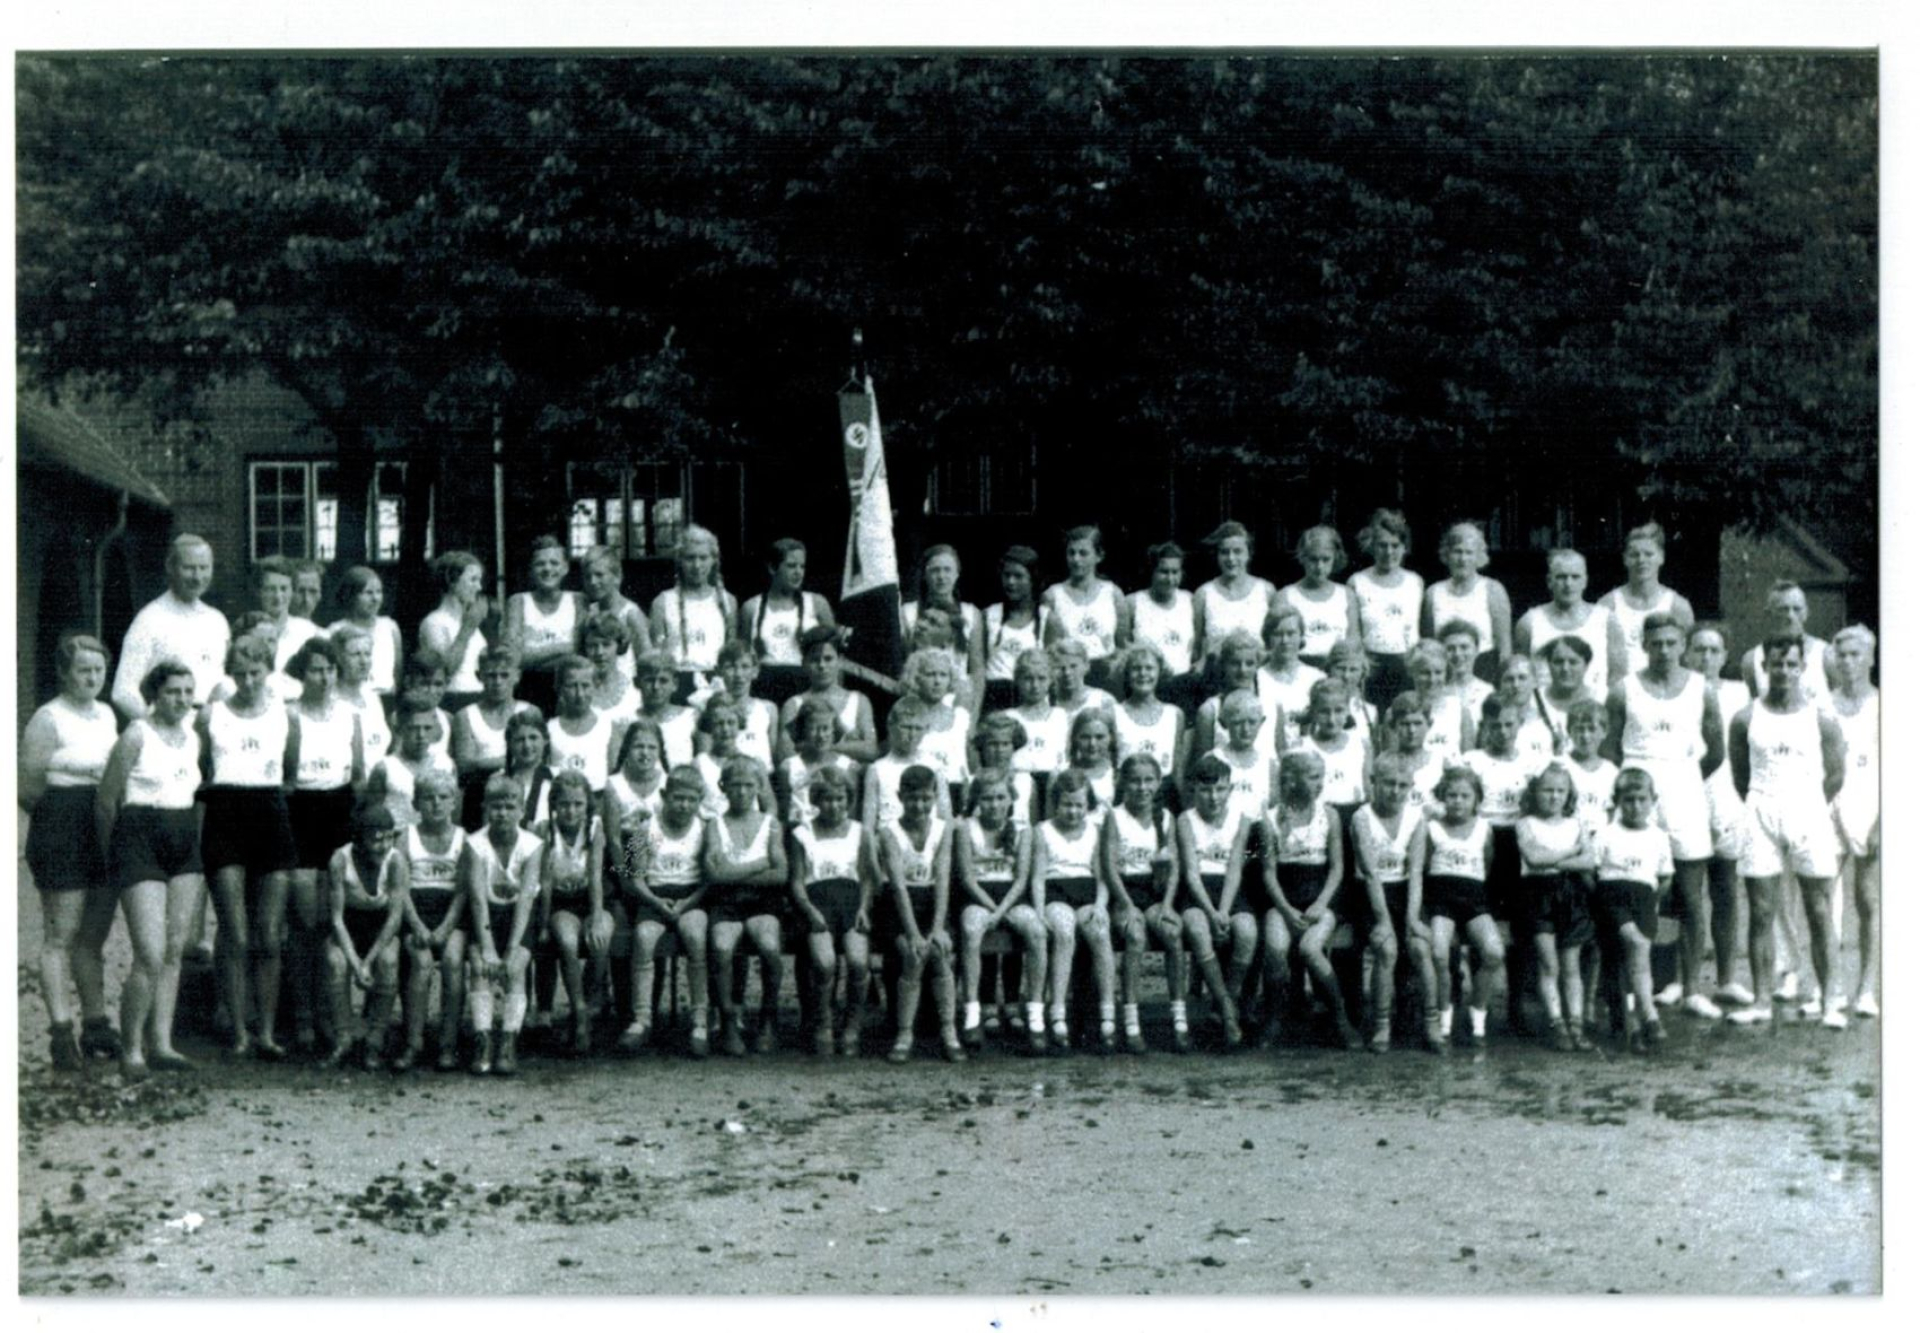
16, 882, 1880, 1296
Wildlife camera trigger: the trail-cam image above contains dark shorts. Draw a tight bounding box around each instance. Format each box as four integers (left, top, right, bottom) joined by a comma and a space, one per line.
1341, 879, 1410, 940
706, 882, 789, 926
630, 882, 702, 928
408, 888, 463, 938
546, 887, 596, 921
1517, 872, 1595, 949
1592, 879, 1658, 941
1046, 875, 1099, 911
1273, 861, 1329, 913
110, 805, 203, 886
26, 786, 107, 893
1119, 873, 1162, 913
287, 787, 356, 870
1423, 873, 1491, 924
484, 899, 532, 956
343, 902, 393, 958
201, 786, 298, 877
1187, 870, 1227, 912
1365, 652, 1410, 713
1486, 823, 1521, 918
877, 884, 941, 942
806, 876, 863, 938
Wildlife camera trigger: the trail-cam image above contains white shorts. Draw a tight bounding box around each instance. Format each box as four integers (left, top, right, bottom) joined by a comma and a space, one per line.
1739, 797, 1839, 880
1639, 758, 1712, 863
1703, 766, 1746, 860
1831, 792, 1878, 860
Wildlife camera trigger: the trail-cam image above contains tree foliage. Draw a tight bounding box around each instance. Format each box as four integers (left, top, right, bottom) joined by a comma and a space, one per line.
17, 54, 1875, 570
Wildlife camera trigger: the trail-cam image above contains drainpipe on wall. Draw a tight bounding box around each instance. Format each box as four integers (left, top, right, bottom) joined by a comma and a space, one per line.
492, 408, 508, 610
93, 490, 131, 638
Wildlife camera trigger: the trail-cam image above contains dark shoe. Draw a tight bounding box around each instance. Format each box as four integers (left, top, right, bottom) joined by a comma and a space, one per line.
256, 1037, 288, 1062
391, 1045, 419, 1073
1368, 1028, 1392, 1055
941, 1037, 967, 1064
689, 1028, 710, 1060
1570, 1028, 1595, 1052
80, 1018, 123, 1060
813, 1027, 835, 1058
435, 1044, 460, 1073
1098, 1029, 1118, 1056
961, 1024, 985, 1051
120, 1056, 150, 1083
617, 1022, 651, 1054
574, 1017, 593, 1058
495, 1033, 518, 1075
1642, 1020, 1667, 1051
1027, 1028, 1050, 1057
319, 1042, 354, 1069
1221, 1011, 1243, 1049
49, 1023, 83, 1072
1550, 1024, 1574, 1053
753, 1020, 779, 1056
150, 1049, 197, 1073
1172, 1026, 1194, 1054
470, 1032, 493, 1075
361, 1038, 386, 1073
886, 1040, 911, 1065
722, 1023, 748, 1058
1125, 1030, 1149, 1056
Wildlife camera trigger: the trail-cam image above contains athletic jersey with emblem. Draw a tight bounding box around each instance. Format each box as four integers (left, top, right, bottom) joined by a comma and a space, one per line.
547, 713, 614, 791
1426, 817, 1491, 879
405, 824, 467, 899
1351, 804, 1420, 883
1429, 578, 1495, 652
1464, 749, 1538, 827
1044, 581, 1121, 660
1126, 589, 1196, 676
1180, 808, 1241, 878
207, 699, 287, 786
292, 704, 357, 790
919, 706, 974, 788
796, 822, 865, 884
1591, 822, 1674, 888
1009, 706, 1069, 775
1744, 702, 1829, 809
1038, 818, 1100, 880
346, 684, 392, 768
35, 697, 118, 787
715, 810, 775, 869
1521, 604, 1613, 698
124, 721, 202, 809
1113, 702, 1180, 777
658, 588, 729, 673
1107, 804, 1166, 881
1566, 758, 1619, 834
472, 827, 544, 908
1349, 569, 1424, 655
516, 593, 579, 658
1599, 586, 1674, 675
983, 604, 1049, 682
542, 816, 597, 895
1213, 746, 1272, 825
1269, 801, 1333, 866
644, 815, 706, 891
374, 752, 457, 828
458, 702, 512, 768
885, 815, 946, 888
1300, 733, 1368, 807
1622, 672, 1706, 764
1279, 583, 1352, 660
749, 594, 821, 667
1517, 814, 1584, 874
1198, 579, 1277, 659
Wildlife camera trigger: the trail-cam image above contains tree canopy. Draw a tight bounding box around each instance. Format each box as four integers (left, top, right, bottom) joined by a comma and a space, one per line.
17, 54, 1875, 572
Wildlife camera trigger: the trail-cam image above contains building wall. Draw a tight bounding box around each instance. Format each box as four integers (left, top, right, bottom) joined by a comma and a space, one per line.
1719, 526, 1856, 663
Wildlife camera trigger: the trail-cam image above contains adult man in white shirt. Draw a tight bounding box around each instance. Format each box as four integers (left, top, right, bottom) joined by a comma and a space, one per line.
110, 534, 231, 720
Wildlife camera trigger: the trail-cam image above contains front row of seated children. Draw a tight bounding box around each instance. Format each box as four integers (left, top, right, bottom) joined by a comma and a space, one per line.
315, 661, 1685, 1071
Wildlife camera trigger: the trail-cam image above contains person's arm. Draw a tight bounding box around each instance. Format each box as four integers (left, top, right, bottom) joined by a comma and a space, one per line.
788, 831, 827, 933
853, 831, 879, 933
700, 816, 736, 883
450, 708, 484, 777
862, 766, 883, 836
1404, 822, 1429, 935
1097, 814, 1131, 924
1168, 711, 1191, 790
674, 821, 714, 915
95, 726, 140, 854
506, 841, 541, 958
1217, 816, 1251, 922
1727, 708, 1752, 801
1354, 814, 1393, 945
399, 847, 433, 946
1670, 592, 1696, 636
380, 620, 405, 688
997, 827, 1034, 924
879, 828, 922, 947
756, 818, 789, 890
1189, 701, 1218, 771
1601, 683, 1628, 766
463, 845, 500, 970
502, 593, 529, 662
955, 822, 993, 913
348, 711, 367, 791
1511, 608, 1534, 662
1697, 683, 1725, 780
929, 825, 955, 944
1343, 587, 1363, 645
963, 609, 987, 720
1110, 586, 1134, 661
839, 694, 880, 764
1604, 613, 1628, 690
283, 709, 305, 792
1818, 711, 1847, 804
372, 854, 411, 957
193, 706, 216, 786
109, 613, 154, 721
17, 709, 60, 812
1307, 811, 1345, 919
1175, 814, 1203, 911
1487, 581, 1514, 661
328, 852, 363, 980
1189, 591, 1208, 664
1419, 586, 1439, 642
1028, 824, 1052, 914
647, 593, 674, 666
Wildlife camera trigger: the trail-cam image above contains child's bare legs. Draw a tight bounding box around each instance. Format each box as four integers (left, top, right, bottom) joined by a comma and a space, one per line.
117, 880, 166, 1074
1427, 916, 1457, 1048
1076, 904, 1117, 1048
1706, 855, 1745, 998
1619, 923, 1657, 1046
1796, 876, 1843, 1020
1224, 910, 1259, 1011
839, 930, 870, 1054
1558, 945, 1586, 1041
710, 916, 746, 1052
1849, 853, 1878, 1011
286, 869, 325, 1049
891, 929, 930, 1060
744, 913, 784, 1049
322, 942, 356, 1060
1741, 875, 1779, 1014
364, 939, 401, 1064
623, 919, 670, 1046
1297, 913, 1357, 1045
1462, 914, 1506, 1045
437, 932, 467, 1065
1671, 860, 1711, 1004
144, 874, 204, 1067
207, 867, 253, 1053
405, 942, 436, 1060
1363, 920, 1399, 1052
1258, 910, 1294, 1043
675, 908, 712, 1054
928, 932, 962, 1056
550, 910, 593, 1051
806, 929, 838, 1053
495, 945, 530, 1072
958, 904, 990, 1023
1045, 902, 1078, 1046
1179, 906, 1242, 1046
252, 871, 291, 1055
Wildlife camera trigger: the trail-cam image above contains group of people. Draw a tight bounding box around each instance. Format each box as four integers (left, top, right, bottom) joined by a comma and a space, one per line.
18, 510, 1878, 1078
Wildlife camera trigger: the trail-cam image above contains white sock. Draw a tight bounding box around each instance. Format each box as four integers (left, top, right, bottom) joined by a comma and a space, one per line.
1122, 1003, 1141, 1035
1098, 1002, 1116, 1034
690, 1007, 708, 1037
1026, 1002, 1045, 1032
503, 992, 527, 1034
1438, 1005, 1454, 1032
470, 987, 495, 1034
1171, 1000, 1189, 1029
1469, 1006, 1487, 1037
1048, 1002, 1067, 1024
964, 1001, 981, 1028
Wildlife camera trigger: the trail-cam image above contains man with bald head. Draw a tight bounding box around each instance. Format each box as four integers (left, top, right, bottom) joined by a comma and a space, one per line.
110, 534, 231, 720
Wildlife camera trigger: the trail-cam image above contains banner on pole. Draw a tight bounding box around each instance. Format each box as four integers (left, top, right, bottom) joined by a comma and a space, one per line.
837, 376, 905, 680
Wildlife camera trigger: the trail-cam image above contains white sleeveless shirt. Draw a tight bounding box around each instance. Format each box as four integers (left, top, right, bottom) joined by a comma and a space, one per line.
1126, 589, 1195, 676
1180, 807, 1240, 878
35, 697, 118, 788
1429, 578, 1495, 652
124, 721, 201, 809
1113, 702, 1180, 777
292, 703, 357, 790
1349, 569, 1424, 655
1426, 817, 1490, 880
797, 821, 865, 883
1351, 804, 1420, 882
1198, 579, 1275, 658
547, 713, 614, 792
207, 698, 287, 786
1279, 583, 1351, 659
1108, 804, 1165, 881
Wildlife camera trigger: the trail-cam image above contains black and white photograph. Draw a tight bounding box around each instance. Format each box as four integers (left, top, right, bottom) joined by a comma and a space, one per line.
9, 3, 1888, 1308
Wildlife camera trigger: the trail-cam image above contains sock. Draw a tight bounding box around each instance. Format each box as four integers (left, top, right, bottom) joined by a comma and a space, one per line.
1122, 1003, 1141, 1035
1049, 1002, 1068, 1032
1026, 1002, 1045, 1032
691, 1006, 708, 1037
1098, 1002, 1116, 1034
1438, 1005, 1454, 1033
964, 1001, 981, 1029
503, 992, 527, 1034
1171, 1000, 1189, 1029
470, 988, 495, 1034
1469, 1006, 1487, 1036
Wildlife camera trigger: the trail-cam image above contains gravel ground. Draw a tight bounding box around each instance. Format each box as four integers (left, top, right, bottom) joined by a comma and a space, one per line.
15, 866, 1880, 1297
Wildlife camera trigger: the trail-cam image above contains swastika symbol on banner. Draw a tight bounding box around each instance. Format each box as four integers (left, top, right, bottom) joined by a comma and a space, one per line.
845, 422, 870, 450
